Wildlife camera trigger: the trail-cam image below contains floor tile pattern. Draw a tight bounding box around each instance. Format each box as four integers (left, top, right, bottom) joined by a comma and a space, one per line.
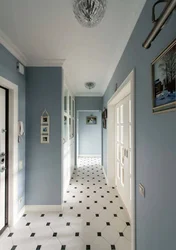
78, 157, 101, 167
0, 158, 131, 250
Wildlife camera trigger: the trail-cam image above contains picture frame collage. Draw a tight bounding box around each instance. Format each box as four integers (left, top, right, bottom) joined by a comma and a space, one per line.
41, 110, 50, 143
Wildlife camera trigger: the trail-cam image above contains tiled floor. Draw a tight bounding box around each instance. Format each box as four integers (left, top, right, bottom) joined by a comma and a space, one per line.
0, 158, 131, 250
78, 157, 101, 167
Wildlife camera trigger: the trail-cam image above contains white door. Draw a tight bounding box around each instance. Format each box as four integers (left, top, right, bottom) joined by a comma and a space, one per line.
0, 87, 7, 233
115, 94, 132, 217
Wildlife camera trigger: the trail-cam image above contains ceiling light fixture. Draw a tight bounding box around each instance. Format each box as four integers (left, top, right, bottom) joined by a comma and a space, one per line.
73, 0, 107, 28
85, 82, 96, 89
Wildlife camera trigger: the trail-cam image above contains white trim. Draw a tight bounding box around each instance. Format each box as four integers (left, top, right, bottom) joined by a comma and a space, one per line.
75, 93, 103, 97
27, 59, 65, 67
0, 76, 18, 227
0, 29, 27, 66
16, 206, 25, 223
25, 205, 62, 213
107, 69, 135, 250
102, 165, 109, 185
78, 155, 101, 158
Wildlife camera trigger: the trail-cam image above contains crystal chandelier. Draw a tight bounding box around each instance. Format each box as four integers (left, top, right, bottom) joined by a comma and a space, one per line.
73, 0, 107, 28
85, 82, 96, 89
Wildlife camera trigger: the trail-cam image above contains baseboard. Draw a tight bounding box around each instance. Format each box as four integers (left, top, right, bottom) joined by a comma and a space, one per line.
25, 205, 62, 213
78, 155, 101, 158
13, 206, 25, 226
102, 165, 109, 185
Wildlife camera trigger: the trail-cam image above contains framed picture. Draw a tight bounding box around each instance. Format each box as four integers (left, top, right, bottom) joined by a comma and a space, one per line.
41, 135, 49, 144
41, 125, 49, 135
41, 116, 50, 124
151, 39, 176, 114
86, 116, 97, 125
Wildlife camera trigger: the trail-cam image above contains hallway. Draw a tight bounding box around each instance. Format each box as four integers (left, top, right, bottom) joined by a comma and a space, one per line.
0, 160, 131, 250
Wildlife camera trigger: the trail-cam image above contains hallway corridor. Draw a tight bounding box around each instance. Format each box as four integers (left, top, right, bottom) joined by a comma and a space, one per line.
0, 162, 131, 250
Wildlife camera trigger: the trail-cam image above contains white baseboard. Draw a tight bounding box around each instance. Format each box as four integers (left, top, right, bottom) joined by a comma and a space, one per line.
13, 206, 25, 226
78, 155, 101, 158
25, 205, 62, 213
102, 165, 109, 185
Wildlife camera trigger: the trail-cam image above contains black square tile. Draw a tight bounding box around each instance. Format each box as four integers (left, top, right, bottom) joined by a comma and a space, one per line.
94, 201, 97, 203
75, 232, 79, 236
101, 196, 104, 198
110, 201, 113, 203
67, 191, 70, 193
59, 214, 63, 217
86, 207, 90, 210
64, 201, 67, 203
80, 191, 83, 193
86, 245, 91, 250
120, 207, 123, 210
126, 222, 131, 226
95, 214, 99, 217
77, 214, 81, 217
30, 233, 35, 237
26, 222, 30, 226
103, 207, 107, 210
46, 222, 50, 226
87, 187, 90, 189
72, 196, 75, 198
87, 196, 90, 198
106, 222, 110, 226
11, 246, 17, 250
97, 232, 101, 237
53, 232, 57, 237
86, 222, 90, 226
70, 207, 73, 210
119, 232, 124, 237
79, 201, 82, 203
93, 191, 96, 193
23, 214, 27, 217
66, 222, 70, 226
8, 233, 13, 237
36, 246, 42, 250
61, 246, 66, 250
112, 187, 115, 189
114, 214, 117, 217
111, 245, 116, 250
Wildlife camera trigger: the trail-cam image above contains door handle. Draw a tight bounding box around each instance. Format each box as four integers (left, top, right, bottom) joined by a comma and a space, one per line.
1, 129, 7, 133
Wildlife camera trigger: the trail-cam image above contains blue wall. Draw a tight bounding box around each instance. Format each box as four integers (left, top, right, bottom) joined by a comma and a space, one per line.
78, 111, 102, 156
103, 1, 176, 249
0, 44, 26, 212
26, 67, 63, 205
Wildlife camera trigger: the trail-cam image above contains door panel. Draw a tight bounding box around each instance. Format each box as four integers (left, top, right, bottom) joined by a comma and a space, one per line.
115, 94, 132, 217
0, 87, 8, 233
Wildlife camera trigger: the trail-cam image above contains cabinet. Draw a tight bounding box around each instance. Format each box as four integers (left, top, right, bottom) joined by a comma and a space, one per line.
62, 83, 75, 196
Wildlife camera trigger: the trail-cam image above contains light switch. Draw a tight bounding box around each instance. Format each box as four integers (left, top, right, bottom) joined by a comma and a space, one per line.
139, 183, 145, 197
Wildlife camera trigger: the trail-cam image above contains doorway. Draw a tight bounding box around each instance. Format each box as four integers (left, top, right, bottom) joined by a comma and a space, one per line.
77, 110, 102, 166
0, 87, 8, 235
107, 70, 135, 250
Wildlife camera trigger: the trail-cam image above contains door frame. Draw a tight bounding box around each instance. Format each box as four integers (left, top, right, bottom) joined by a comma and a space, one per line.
0, 76, 18, 227
107, 69, 135, 250
76, 110, 102, 166
0, 86, 9, 235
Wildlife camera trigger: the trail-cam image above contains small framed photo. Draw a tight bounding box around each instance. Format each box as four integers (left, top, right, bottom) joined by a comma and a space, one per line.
41, 135, 49, 144
41, 116, 49, 124
86, 116, 97, 125
41, 125, 49, 135
151, 39, 176, 114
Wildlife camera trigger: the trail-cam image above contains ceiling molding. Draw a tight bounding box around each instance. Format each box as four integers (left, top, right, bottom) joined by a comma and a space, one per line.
27, 59, 65, 67
0, 29, 27, 66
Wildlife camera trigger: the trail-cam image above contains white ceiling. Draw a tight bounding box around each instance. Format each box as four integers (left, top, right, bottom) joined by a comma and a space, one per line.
0, 0, 146, 96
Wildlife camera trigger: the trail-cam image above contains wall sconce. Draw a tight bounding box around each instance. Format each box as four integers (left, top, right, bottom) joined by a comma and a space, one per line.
143, 0, 176, 49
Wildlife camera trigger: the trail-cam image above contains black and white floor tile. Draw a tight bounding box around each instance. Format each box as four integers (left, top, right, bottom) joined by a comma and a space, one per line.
0, 158, 131, 250
78, 157, 101, 167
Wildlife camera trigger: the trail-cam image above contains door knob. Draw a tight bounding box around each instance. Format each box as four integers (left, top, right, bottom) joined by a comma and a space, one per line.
0, 167, 6, 173
0, 153, 5, 157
